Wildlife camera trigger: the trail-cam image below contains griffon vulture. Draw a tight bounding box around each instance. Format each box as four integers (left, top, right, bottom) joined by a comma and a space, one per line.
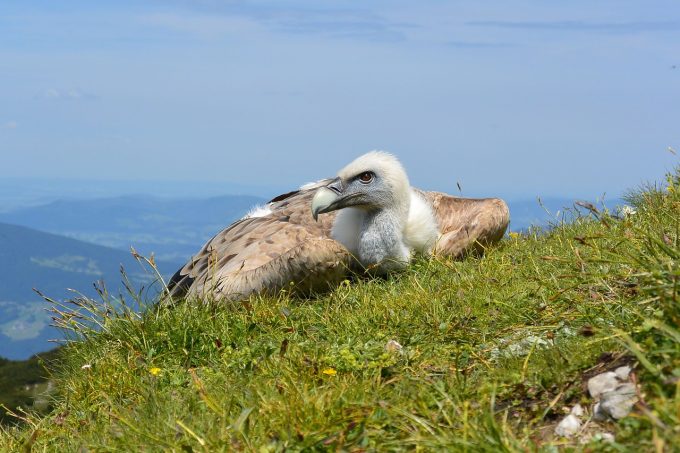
168, 151, 509, 300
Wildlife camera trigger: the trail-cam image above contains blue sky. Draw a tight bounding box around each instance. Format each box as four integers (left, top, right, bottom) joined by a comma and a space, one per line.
0, 0, 678, 200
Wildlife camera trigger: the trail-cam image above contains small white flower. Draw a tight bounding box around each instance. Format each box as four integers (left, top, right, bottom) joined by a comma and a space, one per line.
81, 364, 92, 370
619, 205, 637, 217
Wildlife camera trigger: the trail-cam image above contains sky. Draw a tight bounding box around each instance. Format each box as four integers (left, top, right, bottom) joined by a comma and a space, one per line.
0, 0, 679, 201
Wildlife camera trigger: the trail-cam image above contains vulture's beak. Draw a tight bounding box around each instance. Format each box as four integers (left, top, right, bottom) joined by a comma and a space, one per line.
311, 178, 345, 221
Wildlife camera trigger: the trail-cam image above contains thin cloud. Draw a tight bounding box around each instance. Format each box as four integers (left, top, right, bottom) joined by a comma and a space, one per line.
2, 121, 18, 130
446, 40, 512, 49
267, 10, 411, 42
141, 7, 413, 42
140, 13, 262, 37
39, 88, 97, 101
468, 20, 680, 33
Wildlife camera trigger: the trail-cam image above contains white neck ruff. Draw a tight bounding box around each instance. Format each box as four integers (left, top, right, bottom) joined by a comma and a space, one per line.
330, 189, 440, 262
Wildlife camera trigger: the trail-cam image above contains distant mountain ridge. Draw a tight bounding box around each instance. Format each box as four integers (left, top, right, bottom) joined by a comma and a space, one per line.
0, 194, 265, 263
0, 222, 179, 360
0, 178, 283, 213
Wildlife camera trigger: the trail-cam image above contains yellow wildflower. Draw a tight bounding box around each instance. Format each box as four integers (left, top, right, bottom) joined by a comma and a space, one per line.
149, 367, 162, 376
508, 232, 520, 239
322, 368, 337, 376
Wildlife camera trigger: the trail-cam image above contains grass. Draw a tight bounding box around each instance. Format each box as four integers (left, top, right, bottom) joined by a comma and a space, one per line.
1, 168, 678, 451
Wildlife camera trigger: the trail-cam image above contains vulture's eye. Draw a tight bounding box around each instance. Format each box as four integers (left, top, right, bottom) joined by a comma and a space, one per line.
358, 171, 374, 184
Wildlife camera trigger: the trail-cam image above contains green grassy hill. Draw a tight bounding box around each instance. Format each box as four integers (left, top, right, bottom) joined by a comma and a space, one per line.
1, 169, 678, 450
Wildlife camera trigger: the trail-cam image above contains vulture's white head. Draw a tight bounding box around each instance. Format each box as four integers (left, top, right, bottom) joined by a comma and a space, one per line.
311, 151, 438, 272
312, 151, 410, 219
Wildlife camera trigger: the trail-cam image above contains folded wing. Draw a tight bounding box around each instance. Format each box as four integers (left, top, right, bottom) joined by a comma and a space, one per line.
168, 181, 352, 301
423, 191, 510, 258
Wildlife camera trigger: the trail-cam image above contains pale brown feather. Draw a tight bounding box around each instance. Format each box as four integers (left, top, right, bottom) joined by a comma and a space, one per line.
423, 191, 510, 258
168, 183, 353, 300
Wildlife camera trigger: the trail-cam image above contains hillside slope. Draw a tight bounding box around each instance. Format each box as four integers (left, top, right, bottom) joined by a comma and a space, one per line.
1, 170, 678, 450
0, 222, 179, 359
0, 349, 61, 425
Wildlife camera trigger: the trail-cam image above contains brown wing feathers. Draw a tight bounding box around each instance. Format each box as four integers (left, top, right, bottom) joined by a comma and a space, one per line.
167, 187, 350, 301
423, 192, 510, 258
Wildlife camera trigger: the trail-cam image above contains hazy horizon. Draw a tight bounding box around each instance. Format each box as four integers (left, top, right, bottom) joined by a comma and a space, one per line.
0, 174, 633, 213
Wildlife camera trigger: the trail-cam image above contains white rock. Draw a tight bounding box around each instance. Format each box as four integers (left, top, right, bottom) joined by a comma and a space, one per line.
555, 414, 581, 437
592, 402, 604, 421
385, 339, 403, 353
598, 382, 637, 420
614, 365, 632, 381
570, 403, 584, 417
594, 432, 615, 443
580, 431, 615, 444
588, 371, 619, 398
